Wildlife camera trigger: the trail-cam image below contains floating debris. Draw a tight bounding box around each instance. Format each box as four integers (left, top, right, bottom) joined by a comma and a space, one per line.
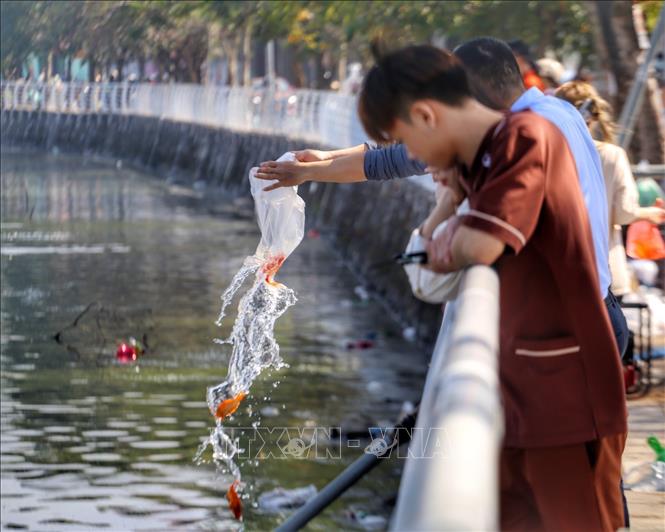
258, 484, 317, 512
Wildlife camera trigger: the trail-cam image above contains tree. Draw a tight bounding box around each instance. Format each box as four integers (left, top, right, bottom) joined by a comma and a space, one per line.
1, 1, 33, 78
592, 0, 664, 163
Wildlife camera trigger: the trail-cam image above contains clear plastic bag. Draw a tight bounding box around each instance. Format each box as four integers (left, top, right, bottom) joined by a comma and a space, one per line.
249, 151, 305, 272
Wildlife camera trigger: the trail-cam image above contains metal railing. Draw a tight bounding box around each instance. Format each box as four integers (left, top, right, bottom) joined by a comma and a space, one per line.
391, 266, 502, 531
0, 81, 368, 149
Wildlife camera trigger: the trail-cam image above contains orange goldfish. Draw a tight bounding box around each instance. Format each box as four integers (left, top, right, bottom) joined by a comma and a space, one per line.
215, 391, 247, 420
262, 255, 285, 285
227, 480, 243, 520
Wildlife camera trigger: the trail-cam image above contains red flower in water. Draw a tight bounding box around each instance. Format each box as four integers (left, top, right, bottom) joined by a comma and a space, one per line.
116, 343, 137, 363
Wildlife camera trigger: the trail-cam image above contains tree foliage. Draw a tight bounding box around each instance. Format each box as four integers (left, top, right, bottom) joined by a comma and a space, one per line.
0, 0, 652, 85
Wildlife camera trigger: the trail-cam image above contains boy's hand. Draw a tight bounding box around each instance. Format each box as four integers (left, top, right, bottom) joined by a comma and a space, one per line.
430, 166, 465, 205
255, 159, 310, 191
425, 215, 462, 273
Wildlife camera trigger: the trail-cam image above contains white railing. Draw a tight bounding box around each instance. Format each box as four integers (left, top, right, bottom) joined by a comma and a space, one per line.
391, 266, 502, 531
0, 81, 368, 149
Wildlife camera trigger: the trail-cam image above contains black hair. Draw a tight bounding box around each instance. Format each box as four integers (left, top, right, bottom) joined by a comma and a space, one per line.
358, 45, 471, 142
454, 37, 525, 110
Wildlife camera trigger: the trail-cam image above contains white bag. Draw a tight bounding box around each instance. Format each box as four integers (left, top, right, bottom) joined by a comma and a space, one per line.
403, 200, 469, 303
248, 152, 305, 264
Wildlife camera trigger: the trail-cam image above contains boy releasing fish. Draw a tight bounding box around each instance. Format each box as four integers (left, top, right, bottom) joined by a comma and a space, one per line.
196, 153, 306, 521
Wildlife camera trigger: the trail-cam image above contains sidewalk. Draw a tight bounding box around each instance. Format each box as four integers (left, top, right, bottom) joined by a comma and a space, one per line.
623, 359, 665, 531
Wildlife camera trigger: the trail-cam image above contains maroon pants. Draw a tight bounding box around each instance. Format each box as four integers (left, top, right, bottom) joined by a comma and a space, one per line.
500, 433, 626, 531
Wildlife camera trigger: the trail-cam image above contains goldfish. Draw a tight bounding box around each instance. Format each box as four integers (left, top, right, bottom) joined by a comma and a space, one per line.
215, 391, 247, 421
227, 480, 243, 520
262, 255, 285, 285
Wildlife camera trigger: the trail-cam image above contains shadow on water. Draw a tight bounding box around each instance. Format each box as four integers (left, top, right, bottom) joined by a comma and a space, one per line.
0, 151, 428, 530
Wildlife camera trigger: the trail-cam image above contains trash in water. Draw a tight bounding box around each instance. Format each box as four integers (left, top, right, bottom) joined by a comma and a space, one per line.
366, 381, 382, 394
402, 326, 417, 342
354, 285, 370, 302
260, 405, 280, 417
345, 508, 388, 530
226, 480, 243, 520
258, 484, 317, 512
115, 337, 144, 364
116, 342, 136, 363
306, 228, 320, 239
196, 152, 305, 521
346, 339, 375, 350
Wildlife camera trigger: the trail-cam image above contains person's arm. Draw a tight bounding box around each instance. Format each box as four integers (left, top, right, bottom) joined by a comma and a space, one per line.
419, 184, 461, 239
364, 143, 428, 180
610, 144, 642, 226
256, 143, 428, 190
255, 151, 367, 191
426, 126, 546, 273
295, 145, 367, 162
609, 146, 665, 225
426, 222, 505, 273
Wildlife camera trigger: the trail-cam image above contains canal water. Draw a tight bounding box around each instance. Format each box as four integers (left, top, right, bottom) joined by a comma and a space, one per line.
0, 151, 429, 531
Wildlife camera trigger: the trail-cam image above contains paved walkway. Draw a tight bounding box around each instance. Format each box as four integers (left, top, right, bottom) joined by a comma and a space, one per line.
623, 359, 665, 531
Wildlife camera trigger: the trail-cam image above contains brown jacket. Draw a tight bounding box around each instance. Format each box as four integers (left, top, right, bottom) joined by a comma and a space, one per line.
460, 111, 627, 448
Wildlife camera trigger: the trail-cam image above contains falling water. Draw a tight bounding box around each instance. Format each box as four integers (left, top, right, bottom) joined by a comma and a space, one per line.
194, 257, 298, 521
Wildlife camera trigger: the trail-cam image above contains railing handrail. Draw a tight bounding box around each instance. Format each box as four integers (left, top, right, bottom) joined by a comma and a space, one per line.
391, 265, 502, 531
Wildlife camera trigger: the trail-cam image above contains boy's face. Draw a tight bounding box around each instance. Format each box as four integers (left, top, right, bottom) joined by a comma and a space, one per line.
387, 101, 458, 171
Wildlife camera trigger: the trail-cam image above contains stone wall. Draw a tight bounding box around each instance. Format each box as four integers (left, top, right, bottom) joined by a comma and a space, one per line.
1, 109, 442, 342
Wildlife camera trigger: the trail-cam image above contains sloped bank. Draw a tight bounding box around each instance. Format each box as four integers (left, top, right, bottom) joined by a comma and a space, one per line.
1, 109, 442, 341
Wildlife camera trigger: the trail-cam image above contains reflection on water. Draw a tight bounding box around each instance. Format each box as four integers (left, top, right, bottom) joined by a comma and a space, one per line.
1, 151, 428, 530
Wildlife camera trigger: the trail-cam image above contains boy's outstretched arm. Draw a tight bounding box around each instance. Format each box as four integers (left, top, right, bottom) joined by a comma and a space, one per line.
255, 143, 427, 191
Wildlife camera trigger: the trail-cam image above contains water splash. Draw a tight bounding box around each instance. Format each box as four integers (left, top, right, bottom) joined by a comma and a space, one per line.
196, 258, 298, 521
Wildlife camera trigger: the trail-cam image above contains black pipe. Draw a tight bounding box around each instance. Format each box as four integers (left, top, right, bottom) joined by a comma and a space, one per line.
275, 410, 417, 531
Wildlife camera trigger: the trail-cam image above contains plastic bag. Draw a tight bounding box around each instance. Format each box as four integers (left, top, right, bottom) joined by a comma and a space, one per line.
249, 151, 305, 274
626, 220, 665, 260
403, 200, 468, 303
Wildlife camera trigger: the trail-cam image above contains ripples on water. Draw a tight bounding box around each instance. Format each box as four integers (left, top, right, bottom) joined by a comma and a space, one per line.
0, 151, 427, 530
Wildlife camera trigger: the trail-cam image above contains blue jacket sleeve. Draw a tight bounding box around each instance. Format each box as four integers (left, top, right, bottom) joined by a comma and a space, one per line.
363, 143, 428, 181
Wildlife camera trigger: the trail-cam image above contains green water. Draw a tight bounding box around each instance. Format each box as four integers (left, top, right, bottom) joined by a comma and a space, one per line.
0, 151, 428, 531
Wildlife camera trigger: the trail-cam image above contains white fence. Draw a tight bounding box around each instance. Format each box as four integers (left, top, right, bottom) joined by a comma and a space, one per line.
0, 81, 369, 149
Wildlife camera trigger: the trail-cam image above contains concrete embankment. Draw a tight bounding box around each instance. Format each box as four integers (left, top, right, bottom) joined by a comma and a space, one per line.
1, 109, 442, 341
